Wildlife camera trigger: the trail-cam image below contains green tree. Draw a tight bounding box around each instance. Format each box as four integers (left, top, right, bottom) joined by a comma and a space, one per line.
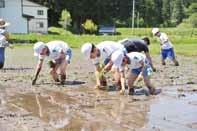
58, 9, 72, 30
28, 0, 195, 29
188, 2, 197, 13
162, 0, 172, 26
171, 0, 185, 24
83, 19, 98, 34
189, 13, 197, 27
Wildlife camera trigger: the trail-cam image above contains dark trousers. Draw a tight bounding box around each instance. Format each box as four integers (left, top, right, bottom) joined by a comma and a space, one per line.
0, 47, 5, 69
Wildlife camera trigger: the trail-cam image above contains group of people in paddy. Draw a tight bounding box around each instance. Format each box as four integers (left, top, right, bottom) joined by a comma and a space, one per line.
0, 18, 179, 96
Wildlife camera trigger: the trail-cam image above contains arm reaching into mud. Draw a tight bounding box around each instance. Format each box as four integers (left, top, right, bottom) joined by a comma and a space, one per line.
94, 65, 102, 88
120, 71, 126, 94
32, 60, 44, 85
140, 60, 146, 76
94, 64, 108, 88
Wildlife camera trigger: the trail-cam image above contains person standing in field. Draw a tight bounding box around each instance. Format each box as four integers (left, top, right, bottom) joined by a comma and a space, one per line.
32, 40, 72, 85
110, 50, 161, 95
152, 28, 179, 66
118, 37, 156, 72
81, 41, 126, 90
0, 19, 13, 69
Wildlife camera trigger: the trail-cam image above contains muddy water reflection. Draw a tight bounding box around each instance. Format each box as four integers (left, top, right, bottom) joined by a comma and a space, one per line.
9, 90, 85, 130
8, 85, 197, 131
146, 86, 197, 131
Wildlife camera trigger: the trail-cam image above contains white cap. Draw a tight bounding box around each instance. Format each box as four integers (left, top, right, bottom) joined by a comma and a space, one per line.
33, 42, 45, 56
152, 28, 159, 35
81, 43, 92, 59
111, 50, 124, 68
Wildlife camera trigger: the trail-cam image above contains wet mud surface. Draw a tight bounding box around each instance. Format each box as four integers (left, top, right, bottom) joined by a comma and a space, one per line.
0, 47, 197, 131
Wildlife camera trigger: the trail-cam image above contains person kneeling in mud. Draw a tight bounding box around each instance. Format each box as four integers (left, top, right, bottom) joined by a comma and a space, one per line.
81, 41, 125, 90
32, 40, 72, 85
111, 50, 161, 95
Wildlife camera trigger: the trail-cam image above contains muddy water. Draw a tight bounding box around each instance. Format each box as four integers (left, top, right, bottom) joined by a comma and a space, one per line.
6, 85, 197, 131
146, 86, 197, 131
0, 47, 197, 130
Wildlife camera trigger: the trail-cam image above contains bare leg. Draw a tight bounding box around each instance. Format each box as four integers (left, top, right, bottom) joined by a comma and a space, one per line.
144, 76, 161, 95
161, 59, 166, 65
50, 64, 60, 82
112, 68, 121, 90
173, 59, 179, 66
128, 73, 138, 95
59, 60, 68, 84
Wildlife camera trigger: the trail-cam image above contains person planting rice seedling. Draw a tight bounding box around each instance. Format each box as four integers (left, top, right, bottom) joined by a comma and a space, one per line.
1, 1, 197, 130
32, 40, 72, 85
0, 19, 13, 69
152, 28, 179, 66
110, 50, 161, 95
81, 41, 126, 90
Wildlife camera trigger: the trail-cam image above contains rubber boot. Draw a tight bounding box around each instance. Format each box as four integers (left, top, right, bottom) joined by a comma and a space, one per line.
175, 61, 179, 66
148, 86, 162, 95
0, 62, 4, 69
99, 75, 107, 86
60, 74, 66, 85
54, 78, 60, 82
129, 88, 134, 95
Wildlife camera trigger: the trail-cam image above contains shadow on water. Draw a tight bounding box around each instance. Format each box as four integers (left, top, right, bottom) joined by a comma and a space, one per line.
64, 80, 86, 86
0, 67, 33, 71
37, 80, 86, 86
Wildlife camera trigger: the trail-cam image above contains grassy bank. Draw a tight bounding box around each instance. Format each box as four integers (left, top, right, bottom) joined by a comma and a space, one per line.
11, 28, 197, 56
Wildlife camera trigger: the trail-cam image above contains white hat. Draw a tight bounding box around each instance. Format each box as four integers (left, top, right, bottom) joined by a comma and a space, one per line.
81, 43, 92, 59
111, 50, 124, 68
0, 19, 10, 28
152, 28, 159, 35
33, 42, 45, 56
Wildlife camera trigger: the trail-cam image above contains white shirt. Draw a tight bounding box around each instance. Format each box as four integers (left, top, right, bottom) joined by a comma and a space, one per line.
158, 32, 173, 49
92, 41, 124, 65
111, 51, 146, 71
0, 29, 6, 35
39, 41, 69, 60
0, 29, 7, 47
0, 35, 7, 47
111, 50, 124, 71
127, 52, 146, 69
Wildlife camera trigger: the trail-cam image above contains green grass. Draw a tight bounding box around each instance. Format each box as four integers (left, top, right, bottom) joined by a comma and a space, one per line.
11, 28, 197, 56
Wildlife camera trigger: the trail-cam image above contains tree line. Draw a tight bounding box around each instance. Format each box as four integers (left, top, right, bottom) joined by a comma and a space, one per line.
30, 0, 197, 32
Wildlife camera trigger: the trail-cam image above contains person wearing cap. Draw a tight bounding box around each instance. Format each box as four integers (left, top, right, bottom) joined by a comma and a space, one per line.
32, 40, 72, 85
152, 28, 179, 66
0, 18, 13, 69
118, 37, 156, 72
81, 41, 125, 89
111, 50, 161, 95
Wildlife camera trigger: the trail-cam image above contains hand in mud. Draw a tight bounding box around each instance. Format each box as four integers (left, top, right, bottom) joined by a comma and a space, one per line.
94, 84, 101, 89
119, 89, 125, 95
32, 79, 37, 85
101, 68, 107, 75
